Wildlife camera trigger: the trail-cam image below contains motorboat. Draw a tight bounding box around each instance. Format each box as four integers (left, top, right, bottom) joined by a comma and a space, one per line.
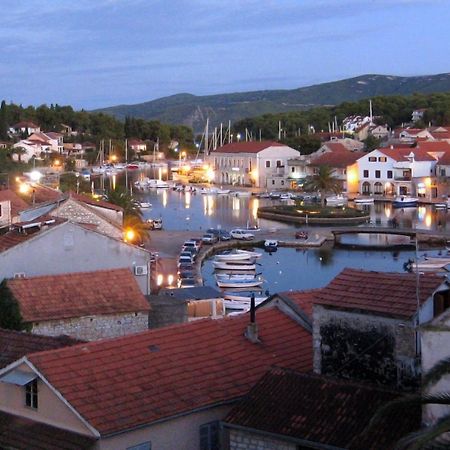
215, 273, 261, 282
215, 253, 256, 262
269, 192, 281, 199
217, 188, 231, 195
235, 249, 262, 259
137, 201, 152, 209
325, 195, 347, 206
234, 191, 251, 197
392, 196, 418, 208
264, 239, 278, 252
213, 261, 256, 271
354, 197, 374, 204
216, 278, 263, 289
126, 163, 140, 170
223, 293, 267, 303
435, 202, 447, 209
280, 193, 294, 200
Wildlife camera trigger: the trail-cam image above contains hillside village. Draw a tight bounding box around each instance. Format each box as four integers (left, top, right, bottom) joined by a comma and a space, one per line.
1, 103, 450, 449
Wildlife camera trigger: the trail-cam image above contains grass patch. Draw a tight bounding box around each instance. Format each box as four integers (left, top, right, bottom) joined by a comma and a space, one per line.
259, 204, 367, 219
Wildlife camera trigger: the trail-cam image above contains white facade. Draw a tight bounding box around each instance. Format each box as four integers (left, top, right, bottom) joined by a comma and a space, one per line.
12, 140, 47, 163
209, 144, 300, 188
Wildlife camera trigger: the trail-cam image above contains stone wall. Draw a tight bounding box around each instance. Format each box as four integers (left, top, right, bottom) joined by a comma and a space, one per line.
52, 199, 122, 239
31, 312, 149, 341
313, 305, 420, 390
229, 429, 296, 450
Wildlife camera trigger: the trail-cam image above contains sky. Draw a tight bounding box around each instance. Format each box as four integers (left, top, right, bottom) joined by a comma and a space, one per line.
1, 0, 449, 110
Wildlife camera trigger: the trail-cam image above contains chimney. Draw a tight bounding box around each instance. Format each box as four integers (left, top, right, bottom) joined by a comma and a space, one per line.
245, 294, 259, 343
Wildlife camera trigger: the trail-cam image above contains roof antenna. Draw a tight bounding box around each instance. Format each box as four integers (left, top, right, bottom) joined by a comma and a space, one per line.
245, 293, 259, 343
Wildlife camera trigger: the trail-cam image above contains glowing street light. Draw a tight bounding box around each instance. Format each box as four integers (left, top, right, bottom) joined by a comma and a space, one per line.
29, 170, 42, 182
124, 228, 135, 242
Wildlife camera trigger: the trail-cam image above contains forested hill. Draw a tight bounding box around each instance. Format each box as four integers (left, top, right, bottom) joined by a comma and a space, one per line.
94, 73, 450, 131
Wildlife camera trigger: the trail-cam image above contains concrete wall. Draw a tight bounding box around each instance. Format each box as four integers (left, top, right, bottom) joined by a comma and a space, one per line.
313, 305, 420, 390
0, 222, 151, 295
0, 362, 94, 437
229, 429, 296, 450
51, 199, 122, 239
97, 404, 232, 450
31, 312, 149, 341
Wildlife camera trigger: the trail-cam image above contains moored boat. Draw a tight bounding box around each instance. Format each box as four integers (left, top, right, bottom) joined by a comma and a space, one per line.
216, 278, 263, 288
392, 196, 418, 208
213, 261, 256, 271
354, 197, 374, 204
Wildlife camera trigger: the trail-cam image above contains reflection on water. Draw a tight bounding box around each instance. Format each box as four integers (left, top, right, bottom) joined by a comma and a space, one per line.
92, 170, 449, 232
338, 233, 413, 247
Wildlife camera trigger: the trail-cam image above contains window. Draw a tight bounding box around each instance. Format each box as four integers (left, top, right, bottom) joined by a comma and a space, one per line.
276, 160, 282, 168
363, 170, 369, 178
127, 443, 151, 450
441, 169, 446, 177
265, 160, 271, 168
281, 180, 285, 185
375, 170, 381, 179
387, 170, 393, 179
200, 422, 220, 450
378, 157, 387, 162
368, 157, 377, 162
271, 180, 275, 185
25, 379, 38, 409
291, 167, 295, 173
0, 204, 2, 217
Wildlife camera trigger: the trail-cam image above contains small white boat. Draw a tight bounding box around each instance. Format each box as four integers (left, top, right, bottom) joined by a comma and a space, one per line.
264, 239, 278, 251
392, 196, 418, 208
216, 273, 261, 281
137, 201, 152, 209
213, 261, 256, 271
234, 191, 251, 197
217, 278, 263, 289
217, 189, 231, 195
235, 249, 262, 259
435, 202, 447, 209
280, 193, 294, 200
215, 253, 256, 262
325, 195, 347, 206
354, 197, 374, 204
224, 293, 267, 302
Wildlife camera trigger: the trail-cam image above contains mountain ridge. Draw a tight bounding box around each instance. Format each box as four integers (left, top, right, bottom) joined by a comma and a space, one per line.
93, 73, 450, 131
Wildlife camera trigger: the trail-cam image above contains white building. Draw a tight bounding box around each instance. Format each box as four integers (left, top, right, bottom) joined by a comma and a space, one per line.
208, 141, 300, 188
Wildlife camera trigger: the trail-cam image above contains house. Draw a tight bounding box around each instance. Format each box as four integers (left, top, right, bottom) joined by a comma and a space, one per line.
0, 328, 81, 370
312, 268, 449, 389
223, 367, 421, 450
22, 191, 124, 239
0, 220, 152, 295
396, 127, 434, 142
27, 131, 62, 154
429, 126, 450, 142
148, 286, 226, 329
45, 132, 64, 154
0, 305, 312, 449
9, 121, 40, 136
369, 123, 390, 140
207, 141, 300, 188
0, 189, 29, 229
11, 139, 47, 163
128, 138, 147, 153
356, 147, 440, 197
412, 108, 426, 123
5, 269, 150, 340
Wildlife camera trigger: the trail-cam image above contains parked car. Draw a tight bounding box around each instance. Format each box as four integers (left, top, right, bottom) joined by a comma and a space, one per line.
178, 255, 194, 266
189, 238, 203, 249
202, 233, 218, 244
181, 246, 198, 259
178, 269, 196, 279
207, 228, 231, 241
147, 218, 162, 230
179, 251, 195, 262
230, 229, 255, 240
178, 278, 197, 288
177, 263, 194, 274
183, 240, 200, 251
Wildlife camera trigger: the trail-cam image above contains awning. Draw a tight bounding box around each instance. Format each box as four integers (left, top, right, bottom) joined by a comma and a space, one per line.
0, 370, 37, 386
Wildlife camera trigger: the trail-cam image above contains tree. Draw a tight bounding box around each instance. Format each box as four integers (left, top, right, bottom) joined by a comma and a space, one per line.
303, 166, 341, 207
11, 146, 27, 162
366, 357, 450, 449
363, 134, 381, 152
0, 280, 30, 331
123, 214, 149, 246
105, 187, 142, 218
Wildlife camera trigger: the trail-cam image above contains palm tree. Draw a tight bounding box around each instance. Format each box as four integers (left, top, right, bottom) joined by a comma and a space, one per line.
105, 187, 142, 218
365, 357, 450, 449
11, 146, 27, 163
303, 165, 341, 207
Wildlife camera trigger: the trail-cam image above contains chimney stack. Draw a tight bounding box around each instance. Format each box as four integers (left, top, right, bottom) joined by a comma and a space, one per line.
245, 294, 259, 343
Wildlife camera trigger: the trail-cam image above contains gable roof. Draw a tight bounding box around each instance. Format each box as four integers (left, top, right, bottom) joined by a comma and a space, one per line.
377, 147, 437, 162
26, 307, 312, 435
68, 192, 123, 212
416, 140, 450, 153
0, 189, 29, 217
280, 289, 321, 318
311, 150, 365, 168
7, 269, 150, 322
0, 328, 81, 369
211, 141, 285, 154
11, 121, 39, 129
313, 268, 446, 318
224, 367, 420, 450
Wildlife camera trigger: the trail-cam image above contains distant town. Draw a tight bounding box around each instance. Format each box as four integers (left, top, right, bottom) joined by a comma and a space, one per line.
1, 97, 450, 449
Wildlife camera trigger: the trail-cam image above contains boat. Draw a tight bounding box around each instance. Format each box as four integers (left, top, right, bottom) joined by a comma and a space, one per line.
392, 196, 418, 208
280, 193, 294, 200
264, 239, 278, 252
126, 163, 140, 170
213, 261, 256, 271
217, 189, 231, 195
215, 253, 256, 262
354, 197, 374, 204
223, 293, 267, 303
216, 278, 263, 289
234, 191, 251, 197
137, 201, 152, 209
235, 249, 262, 259
215, 273, 261, 282
325, 195, 347, 206
269, 192, 281, 199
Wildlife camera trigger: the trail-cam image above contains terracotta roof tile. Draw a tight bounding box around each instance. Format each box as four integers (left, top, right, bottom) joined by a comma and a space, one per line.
312, 150, 365, 168
280, 289, 321, 317
377, 147, 438, 162
211, 141, 285, 154
0, 411, 96, 449
0, 328, 81, 369
7, 269, 150, 322
313, 268, 445, 318
0, 189, 29, 217
225, 367, 420, 450
417, 140, 450, 153
28, 307, 312, 435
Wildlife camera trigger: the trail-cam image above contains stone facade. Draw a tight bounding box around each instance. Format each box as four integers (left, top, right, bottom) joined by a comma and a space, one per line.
51, 198, 122, 239
229, 429, 296, 450
313, 305, 420, 390
31, 312, 149, 341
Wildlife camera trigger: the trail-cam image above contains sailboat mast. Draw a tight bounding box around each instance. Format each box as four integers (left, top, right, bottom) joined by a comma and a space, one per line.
205, 118, 209, 156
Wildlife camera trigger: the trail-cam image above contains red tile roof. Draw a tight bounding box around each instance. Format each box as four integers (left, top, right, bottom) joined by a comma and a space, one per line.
0, 328, 81, 369
27, 307, 312, 435
211, 141, 285, 154
224, 367, 420, 450
0, 411, 96, 450
12, 121, 39, 129
311, 150, 365, 168
280, 289, 321, 317
377, 147, 437, 162
322, 142, 350, 152
69, 192, 123, 212
416, 140, 450, 153
0, 189, 29, 217
313, 268, 445, 318
7, 269, 150, 322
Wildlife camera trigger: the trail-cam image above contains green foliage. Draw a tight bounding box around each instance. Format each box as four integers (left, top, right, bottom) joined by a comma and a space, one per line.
59, 173, 91, 194
303, 166, 342, 206
363, 134, 381, 152
105, 187, 142, 218
0, 280, 30, 331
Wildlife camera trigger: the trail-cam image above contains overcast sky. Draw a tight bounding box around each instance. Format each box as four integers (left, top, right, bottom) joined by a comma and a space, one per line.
1, 0, 449, 110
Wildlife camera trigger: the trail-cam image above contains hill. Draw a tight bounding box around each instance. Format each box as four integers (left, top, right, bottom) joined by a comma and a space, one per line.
94, 73, 450, 132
